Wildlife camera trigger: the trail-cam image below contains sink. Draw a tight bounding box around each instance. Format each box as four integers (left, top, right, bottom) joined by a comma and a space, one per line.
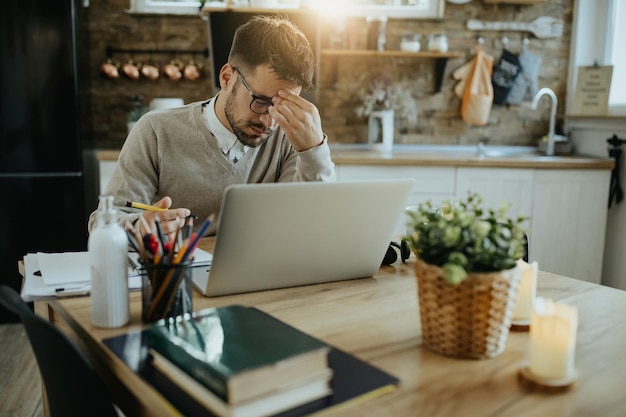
330, 144, 545, 158
478, 147, 543, 158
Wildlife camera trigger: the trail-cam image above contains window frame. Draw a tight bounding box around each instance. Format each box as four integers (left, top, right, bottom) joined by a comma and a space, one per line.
127, 0, 446, 19
567, 0, 625, 116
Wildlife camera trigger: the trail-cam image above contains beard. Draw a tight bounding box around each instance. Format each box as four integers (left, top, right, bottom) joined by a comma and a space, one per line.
224, 86, 275, 148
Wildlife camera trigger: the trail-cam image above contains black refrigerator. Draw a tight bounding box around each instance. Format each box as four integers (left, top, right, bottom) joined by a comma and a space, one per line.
1, 0, 87, 322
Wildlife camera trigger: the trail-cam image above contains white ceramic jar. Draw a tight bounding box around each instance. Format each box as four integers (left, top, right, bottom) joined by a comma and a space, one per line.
427, 34, 448, 53
400, 33, 421, 52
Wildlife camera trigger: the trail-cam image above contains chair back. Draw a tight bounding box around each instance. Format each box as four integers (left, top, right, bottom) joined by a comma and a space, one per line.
523, 233, 529, 262
0, 286, 118, 417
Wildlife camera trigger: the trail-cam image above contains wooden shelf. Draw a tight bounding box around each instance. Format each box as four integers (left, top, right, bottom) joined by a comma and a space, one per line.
482, 0, 545, 4
320, 49, 464, 93
320, 49, 463, 59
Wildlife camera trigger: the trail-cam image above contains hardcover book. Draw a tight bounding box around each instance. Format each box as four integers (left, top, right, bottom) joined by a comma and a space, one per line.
145, 305, 331, 404
151, 349, 332, 417
103, 306, 400, 417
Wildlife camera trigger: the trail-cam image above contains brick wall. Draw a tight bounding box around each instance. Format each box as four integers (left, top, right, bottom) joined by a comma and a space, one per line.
77, 0, 212, 149
79, 0, 572, 149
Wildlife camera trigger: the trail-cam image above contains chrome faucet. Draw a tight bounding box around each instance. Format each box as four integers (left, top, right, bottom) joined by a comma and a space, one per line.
475, 139, 488, 157
531, 87, 567, 156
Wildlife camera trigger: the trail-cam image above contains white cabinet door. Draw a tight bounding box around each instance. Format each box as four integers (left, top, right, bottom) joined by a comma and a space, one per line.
98, 160, 117, 195
455, 168, 535, 222
336, 165, 456, 236
530, 169, 610, 284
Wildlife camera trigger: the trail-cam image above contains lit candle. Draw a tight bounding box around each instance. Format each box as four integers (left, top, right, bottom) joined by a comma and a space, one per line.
512, 260, 538, 322
529, 297, 578, 380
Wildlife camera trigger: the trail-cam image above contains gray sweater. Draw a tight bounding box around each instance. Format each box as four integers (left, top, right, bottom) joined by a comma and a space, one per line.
88, 100, 336, 234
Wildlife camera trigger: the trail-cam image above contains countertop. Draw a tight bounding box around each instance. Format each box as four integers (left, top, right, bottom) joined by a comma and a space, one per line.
329, 144, 615, 169
95, 145, 615, 170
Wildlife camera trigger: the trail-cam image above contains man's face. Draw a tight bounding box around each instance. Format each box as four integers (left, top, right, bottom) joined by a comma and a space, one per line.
223, 64, 301, 147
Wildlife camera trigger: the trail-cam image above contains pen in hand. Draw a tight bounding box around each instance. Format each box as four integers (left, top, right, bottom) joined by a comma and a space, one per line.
125, 201, 167, 212
125, 201, 198, 219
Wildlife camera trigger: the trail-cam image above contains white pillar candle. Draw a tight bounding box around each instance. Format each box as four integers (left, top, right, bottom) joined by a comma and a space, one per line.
512, 259, 538, 321
529, 297, 578, 380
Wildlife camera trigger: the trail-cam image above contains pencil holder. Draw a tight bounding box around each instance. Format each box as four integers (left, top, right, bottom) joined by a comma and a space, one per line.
141, 260, 193, 323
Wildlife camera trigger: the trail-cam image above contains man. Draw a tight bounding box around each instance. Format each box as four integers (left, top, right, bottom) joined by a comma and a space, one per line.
88, 15, 335, 237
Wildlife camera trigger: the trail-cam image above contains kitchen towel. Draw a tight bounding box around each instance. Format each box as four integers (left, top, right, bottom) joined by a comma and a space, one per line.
507, 49, 543, 104
492, 49, 521, 105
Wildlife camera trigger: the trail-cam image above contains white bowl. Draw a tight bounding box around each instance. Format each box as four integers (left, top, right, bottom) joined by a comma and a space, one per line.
149, 98, 184, 111
250, 0, 279, 7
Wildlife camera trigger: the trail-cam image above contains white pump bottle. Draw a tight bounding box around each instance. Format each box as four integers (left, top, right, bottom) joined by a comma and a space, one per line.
89, 195, 129, 328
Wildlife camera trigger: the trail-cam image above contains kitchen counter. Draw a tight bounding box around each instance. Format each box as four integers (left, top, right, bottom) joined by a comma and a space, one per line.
329, 145, 615, 170
94, 145, 613, 283
95, 145, 615, 170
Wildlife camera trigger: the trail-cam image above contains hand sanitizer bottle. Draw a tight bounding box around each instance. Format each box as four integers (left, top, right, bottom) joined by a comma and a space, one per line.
89, 195, 129, 328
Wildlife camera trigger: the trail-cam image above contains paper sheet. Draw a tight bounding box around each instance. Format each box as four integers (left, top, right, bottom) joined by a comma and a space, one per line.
37, 251, 91, 285
21, 249, 213, 302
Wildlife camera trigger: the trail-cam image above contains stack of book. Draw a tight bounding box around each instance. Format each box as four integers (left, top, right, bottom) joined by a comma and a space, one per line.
146, 305, 333, 417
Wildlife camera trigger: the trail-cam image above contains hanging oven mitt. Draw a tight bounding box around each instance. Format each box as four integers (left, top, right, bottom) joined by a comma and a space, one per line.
461, 48, 494, 126
492, 49, 521, 105
453, 52, 494, 99
507, 48, 543, 104
453, 60, 474, 99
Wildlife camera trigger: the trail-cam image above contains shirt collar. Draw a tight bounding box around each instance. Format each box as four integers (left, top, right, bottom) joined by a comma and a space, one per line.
203, 95, 249, 157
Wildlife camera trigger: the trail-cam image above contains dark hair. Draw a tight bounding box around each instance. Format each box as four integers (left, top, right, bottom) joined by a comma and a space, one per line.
228, 15, 315, 90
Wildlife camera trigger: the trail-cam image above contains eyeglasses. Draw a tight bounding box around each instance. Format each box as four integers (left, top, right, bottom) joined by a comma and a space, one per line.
233, 67, 273, 115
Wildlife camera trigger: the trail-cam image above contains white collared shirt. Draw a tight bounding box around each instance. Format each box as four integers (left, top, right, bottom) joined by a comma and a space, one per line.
202, 96, 249, 163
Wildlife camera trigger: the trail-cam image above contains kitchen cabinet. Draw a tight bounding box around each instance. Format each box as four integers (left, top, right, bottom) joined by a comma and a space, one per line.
530, 169, 610, 284
336, 164, 610, 283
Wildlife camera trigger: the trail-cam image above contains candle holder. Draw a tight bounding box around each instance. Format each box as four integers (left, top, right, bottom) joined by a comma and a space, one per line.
518, 365, 578, 392
518, 297, 578, 392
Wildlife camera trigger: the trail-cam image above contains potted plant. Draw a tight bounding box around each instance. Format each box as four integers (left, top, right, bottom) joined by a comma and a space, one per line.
335, 70, 418, 150
127, 95, 149, 134
405, 192, 527, 359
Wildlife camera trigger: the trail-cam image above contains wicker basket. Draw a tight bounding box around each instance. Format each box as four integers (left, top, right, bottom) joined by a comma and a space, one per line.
414, 259, 522, 359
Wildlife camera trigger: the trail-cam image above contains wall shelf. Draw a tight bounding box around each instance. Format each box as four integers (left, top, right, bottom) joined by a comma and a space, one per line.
320, 50, 463, 59
320, 49, 464, 93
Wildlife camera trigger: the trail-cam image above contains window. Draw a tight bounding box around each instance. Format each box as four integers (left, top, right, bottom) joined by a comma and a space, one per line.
608, 0, 625, 105
568, 0, 625, 115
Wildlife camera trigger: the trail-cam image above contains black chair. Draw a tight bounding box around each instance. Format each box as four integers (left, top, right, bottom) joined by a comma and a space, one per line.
0, 285, 119, 417
523, 233, 530, 262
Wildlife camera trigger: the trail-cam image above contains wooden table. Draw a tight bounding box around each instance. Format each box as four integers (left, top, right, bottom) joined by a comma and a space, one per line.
35, 238, 626, 417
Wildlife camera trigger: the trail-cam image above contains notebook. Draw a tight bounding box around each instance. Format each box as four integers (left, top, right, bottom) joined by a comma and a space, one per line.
192, 179, 414, 297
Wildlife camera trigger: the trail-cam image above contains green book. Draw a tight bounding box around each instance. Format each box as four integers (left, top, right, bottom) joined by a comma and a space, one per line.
145, 305, 331, 405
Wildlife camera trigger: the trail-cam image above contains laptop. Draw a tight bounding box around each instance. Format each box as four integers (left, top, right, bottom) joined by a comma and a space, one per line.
192, 179, 414, 297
